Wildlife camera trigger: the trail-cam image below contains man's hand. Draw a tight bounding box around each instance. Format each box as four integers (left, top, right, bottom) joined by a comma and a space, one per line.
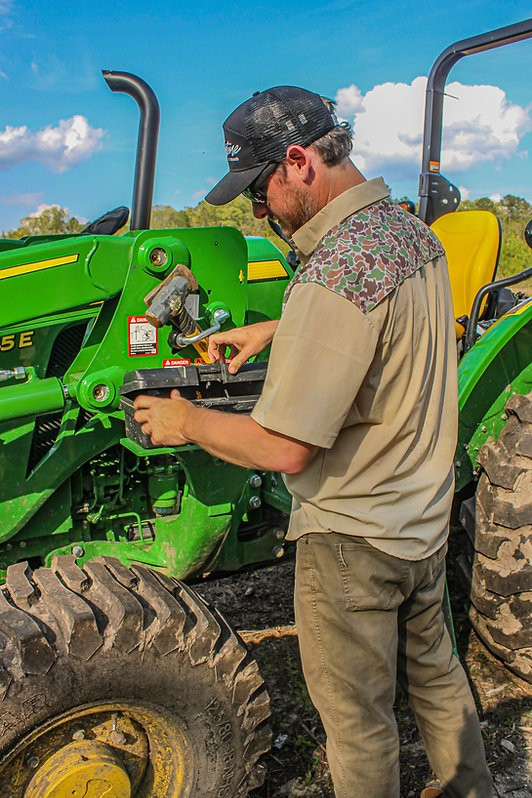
133, 390, 194, 447
208, 320, 279, 374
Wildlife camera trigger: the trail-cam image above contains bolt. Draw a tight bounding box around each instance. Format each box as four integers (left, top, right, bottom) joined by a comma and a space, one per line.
19, 541, 26, 549
72, 725, 85, 741
149, 247, 168, 267
72, 545, 85, 558
249, 495, 261, 510
455, 461, 461, 468
26, 754, 39, 769
249, 474, 262, 489
501, 413, 508, 421
463, 444, 469, 451
109, 729, 127, 746
273, 546, 285, 559
92, 384, 110, 402
274, 528, 285, 540
481, 426, 487, 433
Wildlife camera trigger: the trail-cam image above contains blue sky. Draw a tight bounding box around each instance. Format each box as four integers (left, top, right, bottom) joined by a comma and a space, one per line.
0, 1, 530, 232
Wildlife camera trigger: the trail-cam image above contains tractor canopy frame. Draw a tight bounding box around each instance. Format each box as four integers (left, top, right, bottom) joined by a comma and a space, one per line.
418, 19, 532, 225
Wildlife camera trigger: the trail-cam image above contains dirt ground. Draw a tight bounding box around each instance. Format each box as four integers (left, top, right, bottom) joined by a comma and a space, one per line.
196, 544, 532, 798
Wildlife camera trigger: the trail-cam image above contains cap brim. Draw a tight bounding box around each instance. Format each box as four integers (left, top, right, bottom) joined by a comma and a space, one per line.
204, 163, 268, 205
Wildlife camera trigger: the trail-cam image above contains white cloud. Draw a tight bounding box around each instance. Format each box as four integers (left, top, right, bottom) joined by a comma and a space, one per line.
0, 115, 105, 172
28, 203, 63, 218
458, 185, 470, 201
335, 77, 529, 181
0, 0, 13, 31
0, 191, 42, 205
335, 84, 364, 117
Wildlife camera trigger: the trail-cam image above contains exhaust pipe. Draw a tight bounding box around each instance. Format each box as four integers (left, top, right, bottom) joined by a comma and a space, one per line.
103, 70, 160, 231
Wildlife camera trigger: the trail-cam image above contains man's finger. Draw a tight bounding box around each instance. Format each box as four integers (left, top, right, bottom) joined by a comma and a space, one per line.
133, 394, 155, 410
228, 353, 247, 374
207, 338, 220, 362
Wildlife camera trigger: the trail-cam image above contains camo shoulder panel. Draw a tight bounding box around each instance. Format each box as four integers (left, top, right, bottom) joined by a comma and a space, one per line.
284, 198, 444, 314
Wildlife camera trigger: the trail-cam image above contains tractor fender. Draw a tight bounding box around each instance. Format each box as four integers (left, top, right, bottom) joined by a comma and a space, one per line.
455, 298, 532, 492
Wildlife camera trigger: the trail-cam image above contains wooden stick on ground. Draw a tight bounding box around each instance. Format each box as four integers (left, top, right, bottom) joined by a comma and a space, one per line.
238, 623, 298, 645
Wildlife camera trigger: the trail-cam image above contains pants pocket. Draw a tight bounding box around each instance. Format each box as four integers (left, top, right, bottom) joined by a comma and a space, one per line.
334, 538, 407, 612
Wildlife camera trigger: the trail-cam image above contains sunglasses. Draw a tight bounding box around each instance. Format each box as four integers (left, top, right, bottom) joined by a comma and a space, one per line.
242, 162, 280, 204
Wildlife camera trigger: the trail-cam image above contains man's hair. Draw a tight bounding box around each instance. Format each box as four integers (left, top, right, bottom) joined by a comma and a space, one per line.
311, 121, 353, 165
310, 97, 352, 165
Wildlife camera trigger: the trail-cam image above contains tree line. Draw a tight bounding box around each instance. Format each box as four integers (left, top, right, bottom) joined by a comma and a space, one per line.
2, 195, 530, 279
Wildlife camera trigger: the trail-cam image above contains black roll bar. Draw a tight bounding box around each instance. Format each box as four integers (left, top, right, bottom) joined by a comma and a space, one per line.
418, 20, 532, 224
103, 71, 160, 231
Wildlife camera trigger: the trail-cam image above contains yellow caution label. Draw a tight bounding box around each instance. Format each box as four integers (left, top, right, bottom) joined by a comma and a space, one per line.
191, 328, 211, 363
247, 259, 288, 282
0, 253, 79, 280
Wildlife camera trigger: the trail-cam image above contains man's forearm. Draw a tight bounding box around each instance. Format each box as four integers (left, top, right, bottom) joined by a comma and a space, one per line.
182, 403, 315, 473
133, 391, 317, 474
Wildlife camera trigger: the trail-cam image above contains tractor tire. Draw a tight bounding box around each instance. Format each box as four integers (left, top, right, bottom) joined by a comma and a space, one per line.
0, 555, 271, 797
469, 392, 532, 683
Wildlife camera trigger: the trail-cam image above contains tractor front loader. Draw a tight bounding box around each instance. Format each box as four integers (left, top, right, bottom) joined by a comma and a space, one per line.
0, 72, 293, 797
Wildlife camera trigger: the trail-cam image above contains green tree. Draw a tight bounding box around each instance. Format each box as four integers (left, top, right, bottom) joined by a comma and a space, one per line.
4, 205, 83, 238
151, 204, 190, 229
459, 195, 531, 283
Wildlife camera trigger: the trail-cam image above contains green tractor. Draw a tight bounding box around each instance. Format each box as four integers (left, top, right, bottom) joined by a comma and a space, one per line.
0, 19, 530, 798
416, 19, 532, 686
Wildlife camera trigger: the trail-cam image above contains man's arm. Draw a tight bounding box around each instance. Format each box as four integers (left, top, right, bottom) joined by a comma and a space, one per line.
208, 320, 279, 373
133, 389, 317, 473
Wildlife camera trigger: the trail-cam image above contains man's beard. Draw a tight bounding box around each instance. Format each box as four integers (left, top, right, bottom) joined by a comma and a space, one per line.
273, 184, 321, 238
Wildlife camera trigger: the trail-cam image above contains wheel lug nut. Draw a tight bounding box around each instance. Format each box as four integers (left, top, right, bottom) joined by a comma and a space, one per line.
26, 754, 39, 768
109, 729, 127, 745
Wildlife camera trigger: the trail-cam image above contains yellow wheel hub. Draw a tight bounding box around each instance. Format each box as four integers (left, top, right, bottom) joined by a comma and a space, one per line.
25, 740, 131, 798
0, 702, 192, 797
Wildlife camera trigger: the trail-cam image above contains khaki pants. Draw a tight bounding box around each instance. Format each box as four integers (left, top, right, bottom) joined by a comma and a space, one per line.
294, 533, 493, 798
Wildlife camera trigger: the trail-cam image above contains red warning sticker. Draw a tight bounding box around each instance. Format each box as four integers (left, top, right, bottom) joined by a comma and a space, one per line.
162, 358, 191, 367
128, 316, 158, 356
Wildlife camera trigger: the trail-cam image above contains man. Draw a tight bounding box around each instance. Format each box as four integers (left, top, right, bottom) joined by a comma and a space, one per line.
133, 86, 492, 798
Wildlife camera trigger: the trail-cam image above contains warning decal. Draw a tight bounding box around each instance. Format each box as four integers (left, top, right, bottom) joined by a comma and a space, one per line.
128, 316, 158, 356
163, 358, 191, 367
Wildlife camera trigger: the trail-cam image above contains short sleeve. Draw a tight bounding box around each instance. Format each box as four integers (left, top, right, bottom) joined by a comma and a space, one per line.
251, 282, 379, 447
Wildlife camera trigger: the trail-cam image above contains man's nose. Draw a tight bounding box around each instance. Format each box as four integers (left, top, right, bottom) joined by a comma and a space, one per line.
252, 202, 269, 219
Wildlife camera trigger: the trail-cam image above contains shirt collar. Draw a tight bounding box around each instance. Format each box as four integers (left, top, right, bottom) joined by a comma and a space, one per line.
291, 177, 390, 262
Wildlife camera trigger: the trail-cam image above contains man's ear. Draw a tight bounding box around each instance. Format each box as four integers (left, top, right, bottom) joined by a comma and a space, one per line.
284, 144, 313, 181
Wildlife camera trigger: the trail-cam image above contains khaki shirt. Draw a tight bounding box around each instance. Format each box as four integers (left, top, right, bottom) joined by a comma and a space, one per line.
251, 178, 458, 560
